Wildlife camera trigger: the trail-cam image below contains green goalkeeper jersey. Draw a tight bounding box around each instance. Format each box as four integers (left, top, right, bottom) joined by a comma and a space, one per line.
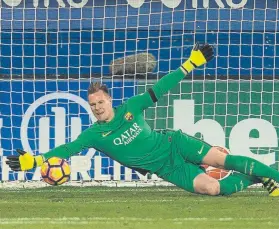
44, 68, 187, 175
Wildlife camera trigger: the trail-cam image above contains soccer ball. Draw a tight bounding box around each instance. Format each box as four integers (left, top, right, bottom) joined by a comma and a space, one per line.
201, 146, 232, 180
41, 157, 71, 185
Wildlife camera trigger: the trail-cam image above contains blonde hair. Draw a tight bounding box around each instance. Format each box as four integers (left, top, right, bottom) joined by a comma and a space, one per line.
87, 82, 109, 96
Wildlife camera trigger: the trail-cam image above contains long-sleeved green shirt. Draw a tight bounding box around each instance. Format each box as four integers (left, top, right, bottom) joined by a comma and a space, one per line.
44, 68, 187, 174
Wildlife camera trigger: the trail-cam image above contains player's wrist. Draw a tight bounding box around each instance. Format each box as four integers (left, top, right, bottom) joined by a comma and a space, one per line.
181, 59, 195, 74
34, 155, 44, 167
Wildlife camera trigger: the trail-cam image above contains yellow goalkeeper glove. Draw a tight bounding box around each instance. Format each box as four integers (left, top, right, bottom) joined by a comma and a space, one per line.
6, 149, 44, 171
181, 43, 214, 74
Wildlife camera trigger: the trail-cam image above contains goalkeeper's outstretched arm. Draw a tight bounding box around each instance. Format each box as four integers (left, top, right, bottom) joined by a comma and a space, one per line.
6, 136, 89, 171
128, 43, 214, 111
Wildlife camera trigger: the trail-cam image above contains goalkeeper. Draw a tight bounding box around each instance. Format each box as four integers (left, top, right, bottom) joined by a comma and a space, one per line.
6, 43, 279, 196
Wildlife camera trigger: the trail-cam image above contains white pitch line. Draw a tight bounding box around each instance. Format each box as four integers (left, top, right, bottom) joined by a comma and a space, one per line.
0, 188, 185, 193
0, 199, 178, 204
1, 188, 266, 193
0, 217, 277, 225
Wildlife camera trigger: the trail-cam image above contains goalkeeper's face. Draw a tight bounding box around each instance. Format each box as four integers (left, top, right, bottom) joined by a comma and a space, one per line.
88, 90, 114, 122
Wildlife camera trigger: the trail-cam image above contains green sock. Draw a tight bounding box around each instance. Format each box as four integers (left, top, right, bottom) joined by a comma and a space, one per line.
219, 172, 258, 196
224, 155, 279, 182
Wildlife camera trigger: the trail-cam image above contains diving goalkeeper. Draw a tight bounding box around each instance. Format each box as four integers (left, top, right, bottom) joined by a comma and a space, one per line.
6, 43, 279, 196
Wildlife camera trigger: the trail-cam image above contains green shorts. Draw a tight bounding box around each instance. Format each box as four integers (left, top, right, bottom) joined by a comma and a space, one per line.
157, 131, 212, 193
176, 132, 212, 164
160, 163, 205, 193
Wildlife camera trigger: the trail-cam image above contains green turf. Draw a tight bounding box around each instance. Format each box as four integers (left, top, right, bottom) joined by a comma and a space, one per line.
0, 186, 278, 229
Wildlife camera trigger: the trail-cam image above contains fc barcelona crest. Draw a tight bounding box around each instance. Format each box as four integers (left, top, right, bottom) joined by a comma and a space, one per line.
125, 112, 133, 121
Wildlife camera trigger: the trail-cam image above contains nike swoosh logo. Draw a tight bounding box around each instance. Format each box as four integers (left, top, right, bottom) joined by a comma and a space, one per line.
198, 145, 205, 154
102, 131, 112, 137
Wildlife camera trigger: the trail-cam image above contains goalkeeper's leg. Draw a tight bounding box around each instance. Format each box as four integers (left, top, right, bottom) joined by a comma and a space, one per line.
175, 132, 279, 195
195, 172, 279, 196
203, 147, 279, 183
194, 172, 279, 197
158, 162, 257, 196
194, 172, 257, 196
177, 133, 279, 183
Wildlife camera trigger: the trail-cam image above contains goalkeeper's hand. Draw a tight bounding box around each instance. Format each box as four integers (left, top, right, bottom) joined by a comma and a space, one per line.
181, 43, 214, 74
6, 149, 44, 171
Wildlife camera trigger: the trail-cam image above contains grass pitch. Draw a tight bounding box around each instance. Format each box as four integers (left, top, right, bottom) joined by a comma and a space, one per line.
0, 186, 278, 229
